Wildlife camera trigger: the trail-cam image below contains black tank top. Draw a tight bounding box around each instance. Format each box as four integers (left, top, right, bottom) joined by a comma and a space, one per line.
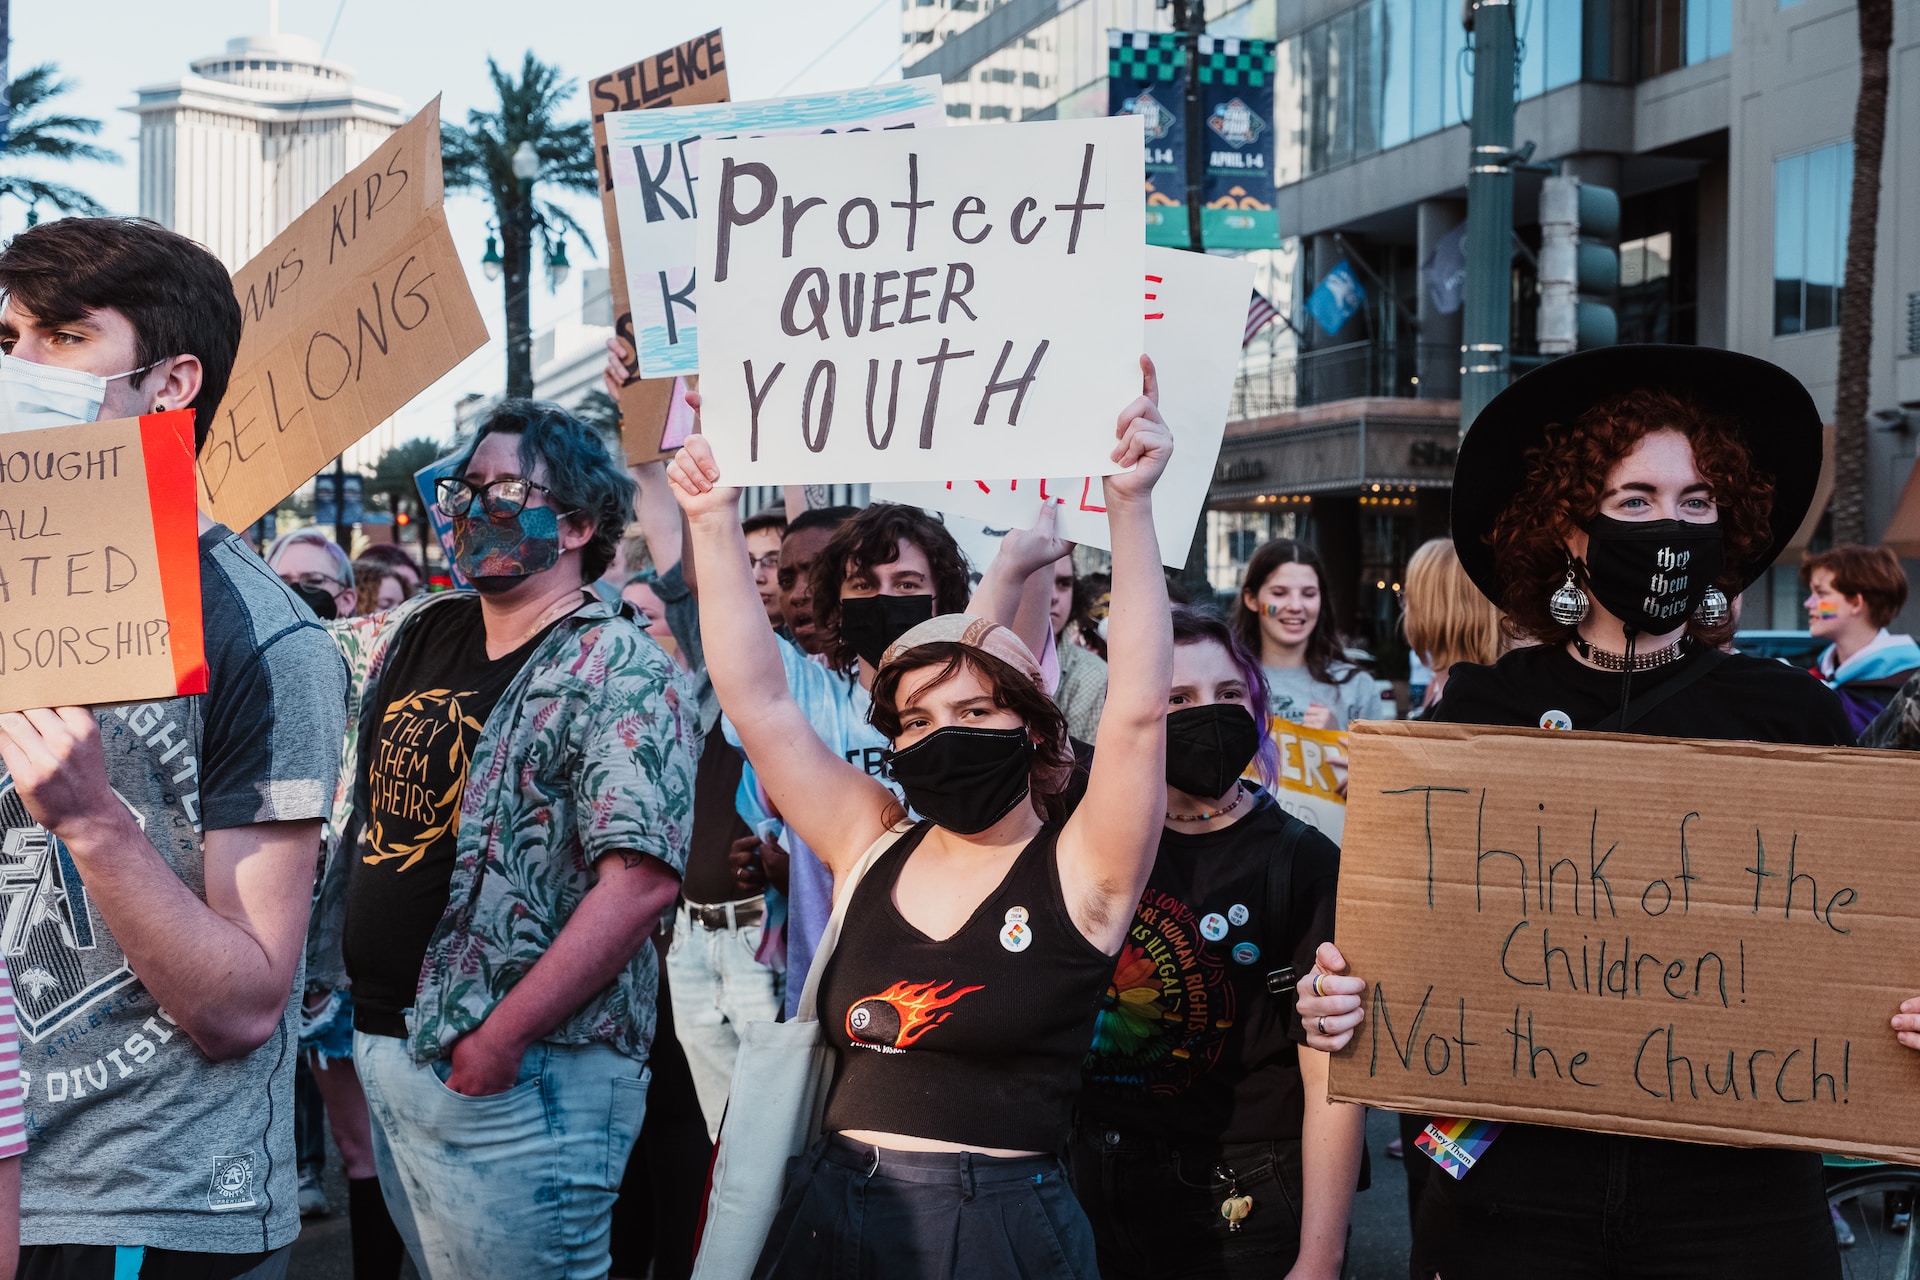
818, 821, 1113, 1151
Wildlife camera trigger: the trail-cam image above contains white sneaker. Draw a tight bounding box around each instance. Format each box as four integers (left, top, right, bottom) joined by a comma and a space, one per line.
298, 1172, 329, 1218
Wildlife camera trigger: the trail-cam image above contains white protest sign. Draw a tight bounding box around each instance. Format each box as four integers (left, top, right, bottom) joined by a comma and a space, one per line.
873, 247, 1250, 566
606, 80, 943, 379
696, 115, 1146, 486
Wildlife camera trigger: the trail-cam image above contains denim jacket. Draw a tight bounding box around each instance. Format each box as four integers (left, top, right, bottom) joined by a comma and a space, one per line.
308, 590, 697, 1063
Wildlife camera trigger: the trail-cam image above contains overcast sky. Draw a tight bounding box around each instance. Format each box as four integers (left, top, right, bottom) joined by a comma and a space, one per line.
6, 0, 905, 450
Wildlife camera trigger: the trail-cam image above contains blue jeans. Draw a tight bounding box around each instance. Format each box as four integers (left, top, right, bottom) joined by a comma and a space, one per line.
666, 898, 782, 1139
355, 1031, 650, 1280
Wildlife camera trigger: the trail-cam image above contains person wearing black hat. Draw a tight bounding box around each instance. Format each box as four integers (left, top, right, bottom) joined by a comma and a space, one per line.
1295, 346, 1854, 1278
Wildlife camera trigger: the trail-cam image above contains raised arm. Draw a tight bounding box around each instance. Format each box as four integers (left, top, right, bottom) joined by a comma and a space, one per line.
967, 503, 1071, 655
666, 428, 897, 873
1058, 357, 1174, 952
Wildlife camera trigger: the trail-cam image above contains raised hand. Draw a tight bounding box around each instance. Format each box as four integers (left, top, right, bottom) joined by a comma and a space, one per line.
1104, 354, 1173, 506
602, 336, 635, 400
664, 429, 739, 523
994, 501, 1073, 581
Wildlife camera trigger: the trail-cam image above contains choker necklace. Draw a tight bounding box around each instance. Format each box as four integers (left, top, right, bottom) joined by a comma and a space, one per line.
1572, 635, 1688, 672
1167, 781, 1248, 823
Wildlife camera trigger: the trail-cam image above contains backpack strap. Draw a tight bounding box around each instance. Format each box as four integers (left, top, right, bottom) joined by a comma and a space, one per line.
1589, 648, 1727, 733
1263, 815, 1307, 1000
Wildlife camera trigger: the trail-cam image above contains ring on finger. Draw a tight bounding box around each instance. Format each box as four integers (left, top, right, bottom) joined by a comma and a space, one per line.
1311, 972, 1328, 997
1316, 1016, 1328, 1036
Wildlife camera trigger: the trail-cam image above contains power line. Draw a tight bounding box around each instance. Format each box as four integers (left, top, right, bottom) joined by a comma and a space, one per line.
776, 0, 894, 95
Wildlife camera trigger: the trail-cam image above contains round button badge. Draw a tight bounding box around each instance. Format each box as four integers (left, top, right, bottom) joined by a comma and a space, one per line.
1232, 942, 1261, 966
1227, 903, 1249, 927
1001, 920, 1033, 953
1004, 906, 1029, 926
1539, 709, 1573, 731
1200, 913, 1229, 942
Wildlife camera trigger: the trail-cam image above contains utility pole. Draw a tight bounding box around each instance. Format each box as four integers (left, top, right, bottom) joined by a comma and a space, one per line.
1170, 0, 1207, 255
332, 454, 350, 550
1459, 0, 1517, 433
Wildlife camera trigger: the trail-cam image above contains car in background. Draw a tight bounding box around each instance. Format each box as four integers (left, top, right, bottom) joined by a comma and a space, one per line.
1734, 629, 1822, 669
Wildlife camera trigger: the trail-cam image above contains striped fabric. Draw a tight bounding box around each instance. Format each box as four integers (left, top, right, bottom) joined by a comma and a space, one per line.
0, 958, 25, 1158
1244, 288, 1280, 346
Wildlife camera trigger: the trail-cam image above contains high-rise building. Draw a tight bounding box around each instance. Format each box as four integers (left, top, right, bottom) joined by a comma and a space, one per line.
906, 0, 1920, 647
128, 27, 407, 270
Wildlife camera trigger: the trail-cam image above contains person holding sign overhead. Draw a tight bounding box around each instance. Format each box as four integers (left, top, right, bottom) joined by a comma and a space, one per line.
0, 217, 350, 1277
1296, 346, 1857, 1279
667, 361, 1172, 1279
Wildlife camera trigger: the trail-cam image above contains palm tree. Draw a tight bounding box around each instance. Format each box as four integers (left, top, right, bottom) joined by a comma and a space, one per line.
1828, 0, 1894, 545
442, 54, 598, 399
0, 63, 121, 222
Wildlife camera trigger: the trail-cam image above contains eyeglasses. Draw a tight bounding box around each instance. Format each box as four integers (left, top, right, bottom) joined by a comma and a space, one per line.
435, 476, 569, 520
749, 552, 781, 573
281, 572, 344, 594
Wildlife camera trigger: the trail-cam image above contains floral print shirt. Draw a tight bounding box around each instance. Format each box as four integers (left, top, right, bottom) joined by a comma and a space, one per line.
314, 590, 697, 1063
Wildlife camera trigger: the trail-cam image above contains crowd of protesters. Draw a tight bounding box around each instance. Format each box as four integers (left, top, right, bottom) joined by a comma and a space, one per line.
0, 213, 1914, 1280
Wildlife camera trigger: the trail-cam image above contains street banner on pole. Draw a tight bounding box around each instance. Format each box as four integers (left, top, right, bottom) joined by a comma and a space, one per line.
197, 98, 489, 531
1109, 30, 1189, 249
1196, 35, 1279, 250
873, 245, 1249, 566
1328, 721, 1920, 1166
589, 31, 730, 462
695, 115, 1145, 486
606, 79, 943, 383
0, 410, 206, 710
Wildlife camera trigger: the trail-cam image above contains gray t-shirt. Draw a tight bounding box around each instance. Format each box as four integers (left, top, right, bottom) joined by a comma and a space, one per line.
1263, 661, 1390, 728
17, 527, 348, 1252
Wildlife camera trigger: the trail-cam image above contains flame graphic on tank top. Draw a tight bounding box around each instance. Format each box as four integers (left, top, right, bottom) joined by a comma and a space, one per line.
845, 980, 985, 1052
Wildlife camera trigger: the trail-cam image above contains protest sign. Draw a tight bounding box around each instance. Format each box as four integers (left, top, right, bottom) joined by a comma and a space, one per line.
1263, 719, 1346, 842
1326, 721, 1920, 1166
589, 31, 730, 462
696, 115, 1146, 486
873, 246, 1248, 566
198, 99, 489, 530
412, 452, 470, 589
0, 411, 205, 711
605, 79, 942, 383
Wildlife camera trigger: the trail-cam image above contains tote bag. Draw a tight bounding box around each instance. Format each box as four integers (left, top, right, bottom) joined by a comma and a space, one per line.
688, 824, 905, 1280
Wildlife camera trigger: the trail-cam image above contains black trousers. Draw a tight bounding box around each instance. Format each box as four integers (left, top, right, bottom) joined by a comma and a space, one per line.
754, 1134, 1098, 1280
1410, 1124, 1840, 1280
1069, 1124, 1309, 1280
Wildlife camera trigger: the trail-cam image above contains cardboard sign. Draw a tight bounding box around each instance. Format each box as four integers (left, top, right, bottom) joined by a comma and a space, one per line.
696, 115, 1146, 486
605, 79, 943, 381
1264, 719, 1347, 842
1326, 721, 1920, 1166
589, 32, 730, 462
198, 98, 489, 530
873, 246, 1249, 566
0, 411, 206, 711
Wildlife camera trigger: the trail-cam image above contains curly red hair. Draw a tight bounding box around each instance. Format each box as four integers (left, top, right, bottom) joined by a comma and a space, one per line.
1488, 388, 1774, 645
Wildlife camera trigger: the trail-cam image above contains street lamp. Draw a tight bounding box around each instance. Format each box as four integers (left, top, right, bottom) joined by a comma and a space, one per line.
506, 141, 541, 399
546, 239, 571, 291
511, 141, 540, 184
481, 233, 503, 282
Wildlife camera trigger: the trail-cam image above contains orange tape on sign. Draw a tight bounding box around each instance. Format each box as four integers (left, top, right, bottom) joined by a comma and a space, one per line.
139, 409, 208, 696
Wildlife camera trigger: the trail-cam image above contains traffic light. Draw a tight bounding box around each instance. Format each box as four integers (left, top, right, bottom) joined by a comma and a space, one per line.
1537, 175, 1619, 354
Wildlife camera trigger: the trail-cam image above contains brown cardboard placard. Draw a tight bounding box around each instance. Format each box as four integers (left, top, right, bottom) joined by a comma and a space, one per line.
197, 97, 489, 529
0, 410, 206, 711
588, 30, 726, 462
1327, 721, 1920, 1166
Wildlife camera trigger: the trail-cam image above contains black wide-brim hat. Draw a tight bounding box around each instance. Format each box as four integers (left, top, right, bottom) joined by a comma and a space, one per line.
1451, 344, 1824, 603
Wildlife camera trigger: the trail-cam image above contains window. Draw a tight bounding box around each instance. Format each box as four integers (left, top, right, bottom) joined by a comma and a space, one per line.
983, 67, 1016, 83
946, 102, 973, 118
1773, 141, 1852, 336
1022, 70, 1042, 87
980, 104, 1013, 120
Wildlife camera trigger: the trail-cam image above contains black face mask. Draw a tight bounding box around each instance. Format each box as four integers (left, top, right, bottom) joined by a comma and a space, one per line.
1579, 516, 1725, 635
1165, 704, 1261, 801
883, 726, 1035, 835
838, 594, 936, 667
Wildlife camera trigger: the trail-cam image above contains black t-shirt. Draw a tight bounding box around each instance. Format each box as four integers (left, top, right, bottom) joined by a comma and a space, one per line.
1433, 643, 1853, 746
1079, 789, 1341, 1143
345, 595, 559, 1037
681, 722, 753, 905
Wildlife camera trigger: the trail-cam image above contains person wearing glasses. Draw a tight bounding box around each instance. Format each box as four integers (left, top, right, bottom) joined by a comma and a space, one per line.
269, 527, 360, 616
313, 399, 700, 1279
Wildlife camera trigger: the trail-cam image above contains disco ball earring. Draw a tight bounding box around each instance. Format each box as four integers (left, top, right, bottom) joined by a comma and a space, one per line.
1694, 586, 1730, 628
1548, 566, 1589, 626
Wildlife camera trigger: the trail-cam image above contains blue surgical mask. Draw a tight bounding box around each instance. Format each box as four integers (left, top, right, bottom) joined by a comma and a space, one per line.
0, 354, 158, 433
451, 506, 564, 591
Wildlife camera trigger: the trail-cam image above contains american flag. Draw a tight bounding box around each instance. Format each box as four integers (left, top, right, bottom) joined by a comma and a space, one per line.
1244, 288, 1280, 346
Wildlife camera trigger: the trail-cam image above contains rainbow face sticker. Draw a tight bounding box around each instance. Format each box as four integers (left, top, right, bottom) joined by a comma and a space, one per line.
1811, 599, 1842, 621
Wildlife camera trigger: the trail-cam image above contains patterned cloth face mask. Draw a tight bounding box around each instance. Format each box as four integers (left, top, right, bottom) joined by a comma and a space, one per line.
451, 506, 563, 589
